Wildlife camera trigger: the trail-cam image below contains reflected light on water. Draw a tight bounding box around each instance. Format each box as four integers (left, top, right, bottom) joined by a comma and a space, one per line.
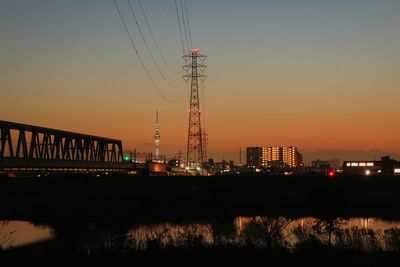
2, 217, 400, 252
0, 221, 53, 250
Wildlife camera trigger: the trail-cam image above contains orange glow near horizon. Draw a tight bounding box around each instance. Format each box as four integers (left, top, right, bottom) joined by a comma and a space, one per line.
1, 1, 400, 162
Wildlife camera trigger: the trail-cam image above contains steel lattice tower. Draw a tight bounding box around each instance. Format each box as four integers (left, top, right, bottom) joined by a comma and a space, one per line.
184, 49, 207, 168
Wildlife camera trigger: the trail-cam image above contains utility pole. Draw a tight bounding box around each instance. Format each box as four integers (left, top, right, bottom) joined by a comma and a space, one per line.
184, 49, 206, 170
239, 148, 242, 166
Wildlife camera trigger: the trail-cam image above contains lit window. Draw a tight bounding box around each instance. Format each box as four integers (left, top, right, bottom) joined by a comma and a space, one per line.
359, 163, 366, 167
351, 163, 358, 167
395, 169, 400, 174
346, 163, 351, 166
367, 163, 374, 166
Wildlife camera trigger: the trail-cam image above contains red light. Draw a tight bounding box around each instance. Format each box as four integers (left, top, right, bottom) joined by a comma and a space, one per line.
191, 49, 199, 53
328, 171, 335, 177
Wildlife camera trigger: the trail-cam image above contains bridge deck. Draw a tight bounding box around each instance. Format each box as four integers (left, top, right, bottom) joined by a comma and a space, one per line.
0, 120, 132, 173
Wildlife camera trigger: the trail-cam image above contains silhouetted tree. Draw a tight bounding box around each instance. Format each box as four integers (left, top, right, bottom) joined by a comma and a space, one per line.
312, 218, 344, 247
383, 228, 400, 251
241, 217, 293, 250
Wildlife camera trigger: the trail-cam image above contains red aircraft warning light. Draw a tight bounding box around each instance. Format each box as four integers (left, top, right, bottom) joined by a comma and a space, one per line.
328, 170, 335, 178
191, 48, 199, 53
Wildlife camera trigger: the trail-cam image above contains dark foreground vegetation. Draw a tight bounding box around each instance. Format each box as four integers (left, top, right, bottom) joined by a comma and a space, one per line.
2, 174, 400, 261
1, 174, 400, 222
3, 216, 400, 264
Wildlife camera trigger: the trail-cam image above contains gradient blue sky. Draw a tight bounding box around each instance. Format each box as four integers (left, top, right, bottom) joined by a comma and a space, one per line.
1, 0, 400, 162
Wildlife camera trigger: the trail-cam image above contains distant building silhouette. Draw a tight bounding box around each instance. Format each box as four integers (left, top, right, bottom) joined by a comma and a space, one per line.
329, 158, 340, 169
296, 151, 303, 167
342, 160, 381, 176
342, 156, 400, 176
311, 160, 331, 169
309, 159, 331, 175
246, 147, 262, 168
382, 156, 400, 175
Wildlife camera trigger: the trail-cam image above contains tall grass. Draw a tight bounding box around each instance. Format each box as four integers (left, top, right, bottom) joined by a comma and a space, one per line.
17, 218, 400, 255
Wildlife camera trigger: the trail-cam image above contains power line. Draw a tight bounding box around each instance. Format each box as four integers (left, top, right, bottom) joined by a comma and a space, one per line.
112, 0, 182, 103
183, 0, 193, 49
201, 79, 206, 130
127, 0, 180, 88
179, 78, 191, 103
160, 0, 181, 47
137, 0, 182, 74
200, 79, 207, 164
179, 0, 190, 51
174, 0, 186, 54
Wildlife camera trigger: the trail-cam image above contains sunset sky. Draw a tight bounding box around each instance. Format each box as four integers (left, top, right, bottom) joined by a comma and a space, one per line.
1, 0, 399, 163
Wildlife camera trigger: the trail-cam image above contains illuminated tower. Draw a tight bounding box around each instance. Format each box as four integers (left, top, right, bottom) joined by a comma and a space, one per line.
184, 49, 206, 168
154, 110, 160, 161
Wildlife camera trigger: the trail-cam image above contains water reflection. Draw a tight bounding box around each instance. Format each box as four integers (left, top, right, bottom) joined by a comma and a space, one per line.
0, 221, 53, 250
128, 223, 213, 249
116, 217, 400, 253
2, 217, 400, 254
